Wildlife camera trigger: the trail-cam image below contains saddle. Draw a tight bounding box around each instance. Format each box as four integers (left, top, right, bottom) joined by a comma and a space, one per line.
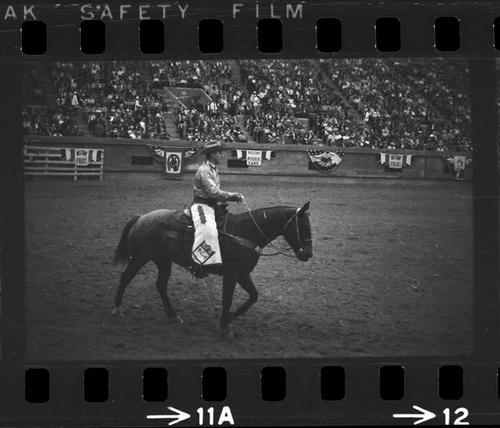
165, 203, 229, 240
163, 203, 257, 278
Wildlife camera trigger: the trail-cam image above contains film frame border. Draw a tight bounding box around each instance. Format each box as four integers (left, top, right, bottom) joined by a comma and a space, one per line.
1, 362, 500, 425
0, 0, 499, 426
0, 1, 497, 59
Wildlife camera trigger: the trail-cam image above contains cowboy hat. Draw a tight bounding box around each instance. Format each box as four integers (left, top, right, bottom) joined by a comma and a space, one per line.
200, 141, 226, 154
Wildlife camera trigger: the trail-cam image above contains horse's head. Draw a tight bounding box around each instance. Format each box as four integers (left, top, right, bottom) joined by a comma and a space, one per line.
281, 202, 313, 262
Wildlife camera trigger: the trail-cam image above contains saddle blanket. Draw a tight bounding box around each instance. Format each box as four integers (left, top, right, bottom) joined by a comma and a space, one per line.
190, 203, 222, 265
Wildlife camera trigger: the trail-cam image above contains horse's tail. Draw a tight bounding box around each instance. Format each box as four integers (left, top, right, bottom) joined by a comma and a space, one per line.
113, 215, 140, 267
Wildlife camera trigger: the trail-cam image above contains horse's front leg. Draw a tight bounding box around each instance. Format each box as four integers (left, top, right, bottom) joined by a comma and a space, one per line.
231, 273, 258, 321
220, 271, 237, 338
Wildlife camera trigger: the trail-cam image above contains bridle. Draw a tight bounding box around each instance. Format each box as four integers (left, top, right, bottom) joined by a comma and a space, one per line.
243, 202, 311, 258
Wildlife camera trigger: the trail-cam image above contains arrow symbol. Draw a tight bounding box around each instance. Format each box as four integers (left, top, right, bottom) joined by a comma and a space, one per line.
147, 406, 191, 426
393, 405, 436, 425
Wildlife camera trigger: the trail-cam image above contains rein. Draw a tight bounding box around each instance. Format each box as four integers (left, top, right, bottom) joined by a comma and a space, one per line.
242, 200, 304, 258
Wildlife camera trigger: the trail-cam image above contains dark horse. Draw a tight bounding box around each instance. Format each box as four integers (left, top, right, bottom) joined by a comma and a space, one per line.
113, 202, 313, 337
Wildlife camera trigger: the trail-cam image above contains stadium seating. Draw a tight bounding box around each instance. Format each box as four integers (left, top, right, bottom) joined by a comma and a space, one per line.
22, 59, 473, 152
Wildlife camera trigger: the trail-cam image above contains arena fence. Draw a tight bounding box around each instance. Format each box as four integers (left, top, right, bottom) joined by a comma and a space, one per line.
24, 144, 104, 181
24, 135, 480, 181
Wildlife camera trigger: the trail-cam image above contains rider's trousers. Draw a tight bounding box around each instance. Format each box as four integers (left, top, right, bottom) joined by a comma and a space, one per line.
190, 203, 222, 265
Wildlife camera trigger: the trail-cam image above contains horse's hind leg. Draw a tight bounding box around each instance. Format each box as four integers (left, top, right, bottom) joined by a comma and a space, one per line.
113, 258, 143, 316
156, 260, 183, 323
231, 273, 258, 321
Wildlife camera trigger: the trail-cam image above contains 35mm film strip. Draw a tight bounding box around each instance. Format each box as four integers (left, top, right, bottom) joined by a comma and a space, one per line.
10, 11, 500, 56
0, 0, 499, 426
0, 1, 499, 58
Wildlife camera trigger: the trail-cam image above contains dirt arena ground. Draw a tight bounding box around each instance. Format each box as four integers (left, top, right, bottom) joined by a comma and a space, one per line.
25, 174, 473, 360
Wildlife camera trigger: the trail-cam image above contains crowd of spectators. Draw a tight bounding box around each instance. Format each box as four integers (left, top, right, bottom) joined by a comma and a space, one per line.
23, 59, 473, 152
176, 108, 247, 142
244, 111, 314, 144
238, 60, 381, 147
50, 62, 169, 139
240, 60, 319, 114
23, 68, 45, 105
391, 60, 471, 151
238, 60, 321, 144
308, 62, 369, 147
152, 61, 206, 88
152, 61, 235, 94
152, 60, 250, 142
22, 106, 82, 136
326, 59, 471, 151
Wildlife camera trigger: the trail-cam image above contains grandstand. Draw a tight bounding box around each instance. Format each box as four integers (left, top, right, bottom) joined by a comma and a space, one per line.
22, 59, 472, 152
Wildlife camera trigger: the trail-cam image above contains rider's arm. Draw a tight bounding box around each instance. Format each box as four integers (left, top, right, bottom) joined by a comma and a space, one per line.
199, 168, 234, 201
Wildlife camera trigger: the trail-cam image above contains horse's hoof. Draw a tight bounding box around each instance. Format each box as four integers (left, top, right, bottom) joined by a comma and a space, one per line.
168, 315, 184, 324
112, 307, 125, 317
221, 327, 235, 340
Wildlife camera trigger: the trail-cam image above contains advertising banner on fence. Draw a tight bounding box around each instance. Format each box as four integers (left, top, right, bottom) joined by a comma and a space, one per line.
307, 149, 344, 173
60, 148, 102, 164
246, 150, 263, 166
23, 144, 104, 181
379, 153, 413, 171
443, 155, 472, 180
75, 149, 90, 166
165, 151, 183, 175
150, 146, 198, 166
388, 154, 403, 169
229, 150, 275, 168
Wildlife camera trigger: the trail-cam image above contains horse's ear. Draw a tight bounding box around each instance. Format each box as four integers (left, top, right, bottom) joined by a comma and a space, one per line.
299, 201, 310, 213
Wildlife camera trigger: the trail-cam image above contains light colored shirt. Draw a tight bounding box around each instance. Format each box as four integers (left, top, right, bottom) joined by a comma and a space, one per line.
193, 160, 231, 202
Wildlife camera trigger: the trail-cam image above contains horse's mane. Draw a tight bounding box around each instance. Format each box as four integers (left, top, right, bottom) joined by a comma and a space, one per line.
230, 205, 296, 223
226, 206, 297, 240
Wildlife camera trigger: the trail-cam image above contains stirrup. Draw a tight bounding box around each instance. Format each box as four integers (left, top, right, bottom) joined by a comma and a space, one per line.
190, 264, 208, 279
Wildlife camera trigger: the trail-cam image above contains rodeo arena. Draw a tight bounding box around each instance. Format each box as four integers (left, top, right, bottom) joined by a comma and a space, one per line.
20, 59, 480, 360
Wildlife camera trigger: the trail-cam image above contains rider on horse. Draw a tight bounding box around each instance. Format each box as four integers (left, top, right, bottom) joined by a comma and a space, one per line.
190, 141, 244, 276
